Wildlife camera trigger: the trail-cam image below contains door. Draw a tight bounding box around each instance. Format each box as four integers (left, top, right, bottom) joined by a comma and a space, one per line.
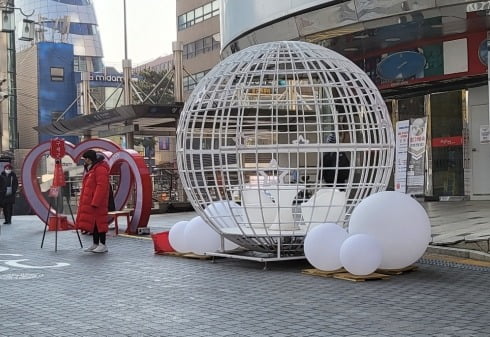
470, 105, 490, 197
430, 91, 464, 197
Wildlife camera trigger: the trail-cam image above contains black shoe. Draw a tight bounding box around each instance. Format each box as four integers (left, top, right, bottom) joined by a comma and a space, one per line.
4, 222, 10, 224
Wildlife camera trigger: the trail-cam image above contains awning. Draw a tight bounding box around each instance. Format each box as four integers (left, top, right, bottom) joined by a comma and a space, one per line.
34, 103, 184, 137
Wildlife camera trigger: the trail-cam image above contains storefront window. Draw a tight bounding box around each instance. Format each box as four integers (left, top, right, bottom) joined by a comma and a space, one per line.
430, 91, 464, 196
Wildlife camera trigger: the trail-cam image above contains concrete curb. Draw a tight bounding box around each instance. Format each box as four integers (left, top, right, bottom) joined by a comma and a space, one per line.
427, 245, 490, 262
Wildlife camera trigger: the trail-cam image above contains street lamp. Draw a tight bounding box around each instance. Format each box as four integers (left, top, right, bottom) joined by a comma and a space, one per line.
0, 0, 34, 151
19, 18, 34, 41
1, 7, 14, 31
122, 0, 134, 149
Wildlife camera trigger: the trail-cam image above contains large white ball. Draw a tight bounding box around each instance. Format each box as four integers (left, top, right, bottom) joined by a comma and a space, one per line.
184, 216, 222, 255
304, 223, 349, 271
340, 234, 382, 276
204, 201, 243, 228
168, 220, 190, 253
348, 191, 431, 269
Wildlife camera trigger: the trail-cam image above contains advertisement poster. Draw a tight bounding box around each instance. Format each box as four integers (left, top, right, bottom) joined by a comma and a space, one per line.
480, 125, 490, 144
395, 120, 410, 193
407, 117, 427, 195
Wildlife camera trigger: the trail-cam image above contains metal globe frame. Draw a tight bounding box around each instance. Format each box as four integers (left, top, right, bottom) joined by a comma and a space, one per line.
177, 41, 394, 258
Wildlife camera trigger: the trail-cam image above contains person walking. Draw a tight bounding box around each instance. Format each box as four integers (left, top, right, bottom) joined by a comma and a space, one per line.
1, 164, 18, 224
76, 150, 110, 253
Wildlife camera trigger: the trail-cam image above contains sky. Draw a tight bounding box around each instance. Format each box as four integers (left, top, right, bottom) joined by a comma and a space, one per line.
92, 0, 176, 70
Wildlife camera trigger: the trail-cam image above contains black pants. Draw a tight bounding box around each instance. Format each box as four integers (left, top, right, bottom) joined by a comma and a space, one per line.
3, 203, 13, 223
92, 224, 106, 245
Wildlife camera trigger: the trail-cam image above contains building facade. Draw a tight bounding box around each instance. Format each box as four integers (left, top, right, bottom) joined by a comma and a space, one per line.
133, 54, 173, 74
17, 42, 78, 148
220, 0, 490, 201
9, 0, 106, 148
16, 0, 104, 72
176, 0, 220, 94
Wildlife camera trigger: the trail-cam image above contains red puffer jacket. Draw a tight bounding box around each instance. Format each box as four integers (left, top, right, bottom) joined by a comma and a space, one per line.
76, 159, 110, 233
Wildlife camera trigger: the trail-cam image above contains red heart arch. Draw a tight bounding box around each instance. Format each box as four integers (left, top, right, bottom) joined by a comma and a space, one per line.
22, 139, 152, 234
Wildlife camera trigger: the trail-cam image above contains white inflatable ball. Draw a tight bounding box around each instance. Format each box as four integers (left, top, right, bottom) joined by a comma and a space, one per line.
348, 191, 431, 270
168, 220, 190, 253
304, 223, 349, 271
184, 216, 222, 255
204, 201, 243, 228
340, 234, 382, 276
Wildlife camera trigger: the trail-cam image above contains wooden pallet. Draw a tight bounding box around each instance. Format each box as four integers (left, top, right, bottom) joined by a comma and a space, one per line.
333, 272, 390, 282
156, 251, 212, 260
301, 268, 346, 278
377, 265, 418, 275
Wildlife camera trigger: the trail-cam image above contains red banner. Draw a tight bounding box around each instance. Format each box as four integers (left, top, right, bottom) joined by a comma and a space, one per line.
50, 138, 65, 160
52, 161, 66, 187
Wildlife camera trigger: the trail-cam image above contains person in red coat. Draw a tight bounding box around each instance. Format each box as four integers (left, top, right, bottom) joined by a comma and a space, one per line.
77, 150, 110, 253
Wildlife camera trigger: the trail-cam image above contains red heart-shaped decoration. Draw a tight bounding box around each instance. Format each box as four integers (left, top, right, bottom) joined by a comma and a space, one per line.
22, 139, 152, 233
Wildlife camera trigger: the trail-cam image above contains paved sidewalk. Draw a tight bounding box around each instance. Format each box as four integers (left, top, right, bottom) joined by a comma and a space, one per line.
424, 201, 490, 244
0, 204, 490, 336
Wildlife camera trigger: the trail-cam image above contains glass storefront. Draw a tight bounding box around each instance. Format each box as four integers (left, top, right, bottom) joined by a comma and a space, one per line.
388, 90, 465, 198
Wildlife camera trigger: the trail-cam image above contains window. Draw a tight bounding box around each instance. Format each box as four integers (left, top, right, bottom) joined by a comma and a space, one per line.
74, 56, 87, 72
186, 10, 195, 27
51, 67, 64, 81
183, 34, 220, 60
177, 13, 186, 30
177, 1, 219, 31
92, 58, 104, 72
184, 70, 209, 91
194, 7, 203, 24
212, 0, 219, 15
55, 0, 92, 5
203, 3, 213, 20
69, 23, 96, 35
212, 35, 220, 50
195, 39, 204, 56
186, 43, 195, 59
203, 36, 212, 52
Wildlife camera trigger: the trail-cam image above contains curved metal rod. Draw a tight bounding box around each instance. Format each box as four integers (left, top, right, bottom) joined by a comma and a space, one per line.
0, 5, 36, 19
17, 8, 35, 18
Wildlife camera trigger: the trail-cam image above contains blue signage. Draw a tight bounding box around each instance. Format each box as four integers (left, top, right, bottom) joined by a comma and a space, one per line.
377, 51, 426, 80
478, 40, 488, 65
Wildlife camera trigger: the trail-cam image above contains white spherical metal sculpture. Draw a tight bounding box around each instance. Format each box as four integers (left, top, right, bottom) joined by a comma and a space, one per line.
177, 41, 394, 255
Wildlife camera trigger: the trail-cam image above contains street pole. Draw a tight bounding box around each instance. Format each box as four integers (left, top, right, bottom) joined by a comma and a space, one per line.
81, 72, 91, 140
123, 0, 134, 149
172, 41, 184, 103
6, 0, 17, 150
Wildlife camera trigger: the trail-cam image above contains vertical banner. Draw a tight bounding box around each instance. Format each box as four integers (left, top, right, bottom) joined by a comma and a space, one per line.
407, 117, 428, 195
480, 125, 490, 144
395, 120, 410, 193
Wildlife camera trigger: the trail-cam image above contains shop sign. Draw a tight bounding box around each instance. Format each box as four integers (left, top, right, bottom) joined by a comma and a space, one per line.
432, 136, 463, 147
89, 73, 123, 83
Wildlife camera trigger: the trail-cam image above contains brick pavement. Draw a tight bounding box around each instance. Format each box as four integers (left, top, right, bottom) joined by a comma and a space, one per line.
0, 216, 490, 337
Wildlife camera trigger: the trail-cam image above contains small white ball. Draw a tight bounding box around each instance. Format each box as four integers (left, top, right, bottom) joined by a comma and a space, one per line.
340, 234, 382, 276
304, 223, 349, 271
168, 220, 190, 253
348, 191, 431, 269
